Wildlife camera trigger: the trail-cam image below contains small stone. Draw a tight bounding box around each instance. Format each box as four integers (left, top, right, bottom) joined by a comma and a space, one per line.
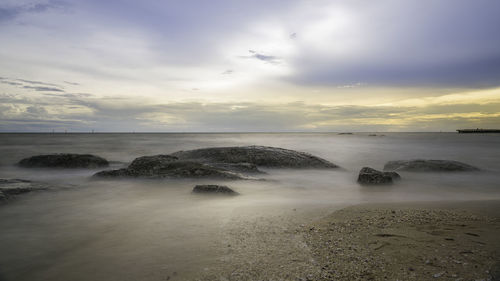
433, 271, 445, 278
192, 184, 239, 195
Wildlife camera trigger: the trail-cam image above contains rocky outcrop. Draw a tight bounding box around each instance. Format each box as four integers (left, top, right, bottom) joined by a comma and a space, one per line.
93, 157, 248, 180
93, 146, 337, 180
383, 160, 479, 172
192, 185, 238, 195
171, 146, 337, 168
18, 154, 109, 168
0, 179, 50, 201
357, 167, 400, 185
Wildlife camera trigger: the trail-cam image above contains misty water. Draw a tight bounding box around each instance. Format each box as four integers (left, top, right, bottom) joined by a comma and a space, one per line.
1, 133, 499, 280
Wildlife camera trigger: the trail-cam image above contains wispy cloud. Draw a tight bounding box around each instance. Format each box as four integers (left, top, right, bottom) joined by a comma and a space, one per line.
0, 1, 68, 22
23, 86, 64, 92
243, 50, 281, 65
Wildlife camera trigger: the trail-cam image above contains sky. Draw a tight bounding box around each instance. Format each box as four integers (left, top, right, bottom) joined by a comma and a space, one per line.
1, 0, 500, 132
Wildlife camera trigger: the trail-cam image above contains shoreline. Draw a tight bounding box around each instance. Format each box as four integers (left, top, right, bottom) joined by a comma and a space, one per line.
199, 199, 500, 281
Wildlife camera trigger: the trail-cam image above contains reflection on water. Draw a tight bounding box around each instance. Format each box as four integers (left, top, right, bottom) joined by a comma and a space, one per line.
0, 133, 499, 280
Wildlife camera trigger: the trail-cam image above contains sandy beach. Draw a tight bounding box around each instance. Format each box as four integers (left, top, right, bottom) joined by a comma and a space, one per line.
199, 200, 500, 281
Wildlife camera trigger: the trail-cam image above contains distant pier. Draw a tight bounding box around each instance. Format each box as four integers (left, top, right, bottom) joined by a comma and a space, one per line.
457, 129, 500, 133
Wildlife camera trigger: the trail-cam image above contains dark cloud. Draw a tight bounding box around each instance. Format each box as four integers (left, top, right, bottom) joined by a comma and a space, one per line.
0, 80, 23, 86
64, 81, 80, 85
242, 50, 281, 65
23, 86, 64, 92
0, 1, 67, 22
42, 92, 93, 98
292, 55, 500, 88
17, 79, 59, 87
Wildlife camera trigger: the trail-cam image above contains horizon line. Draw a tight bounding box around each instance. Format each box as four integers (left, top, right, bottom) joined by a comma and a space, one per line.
0, 131, 458, 134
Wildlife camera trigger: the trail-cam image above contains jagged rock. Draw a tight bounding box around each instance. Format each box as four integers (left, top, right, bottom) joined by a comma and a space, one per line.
171, 146, 337, 168
0, 179, 49, 201
93, 159, 247, 180
18, 153, 109, 168
383, 159, 479, 172
357, 167, 400, 185
192, 185, 238, 195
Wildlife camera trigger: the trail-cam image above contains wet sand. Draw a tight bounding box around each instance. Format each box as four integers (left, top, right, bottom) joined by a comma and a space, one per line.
200, 200, 500, 281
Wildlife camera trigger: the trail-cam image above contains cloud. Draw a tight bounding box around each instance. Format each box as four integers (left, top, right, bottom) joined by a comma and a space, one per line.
1, 89, 499, 132
221, 70, 234, 75
243, 50, 281, 65
17, 79, 59, 87
0, 1, 67, 22
0, 77, 67, 92
0, 80, 23, 86
23, 85, 64, 92
64, 81, 80, 85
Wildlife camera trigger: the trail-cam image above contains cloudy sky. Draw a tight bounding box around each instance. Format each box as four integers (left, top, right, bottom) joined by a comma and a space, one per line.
1, 0, 500, 132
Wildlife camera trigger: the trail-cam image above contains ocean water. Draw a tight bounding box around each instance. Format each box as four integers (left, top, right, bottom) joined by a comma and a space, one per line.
0, 132, 499, 280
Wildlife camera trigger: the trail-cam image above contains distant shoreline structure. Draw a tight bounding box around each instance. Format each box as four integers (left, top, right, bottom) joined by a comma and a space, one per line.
457, 129, 500, 133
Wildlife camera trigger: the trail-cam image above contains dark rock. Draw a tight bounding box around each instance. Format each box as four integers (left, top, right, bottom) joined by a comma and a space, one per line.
357, 167, 400, 185
171, 146, 337, 168
0, 179, 49, 201
383, 159, 479, 172
93, 158, 247, 180
207, 162, 263, 174
93, 168, 132, 178
338, 133, 353, 135
127, 155, 178, 172
18, 153, 109, 168
192, 185, 238, 195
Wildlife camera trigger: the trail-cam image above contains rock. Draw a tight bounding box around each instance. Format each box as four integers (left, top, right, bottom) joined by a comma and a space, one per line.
192, 185, 238, 195
126, 155, 179, 173
18, 153, 109, 168
206, 162, 263, 174
93, 158, 247, 180
171, 146, 337, 168
0, 178, 49, 201
357, 167, 400, 185
383, 159, 479, 172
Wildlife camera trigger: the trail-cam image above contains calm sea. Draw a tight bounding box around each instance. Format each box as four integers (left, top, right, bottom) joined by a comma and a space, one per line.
0, 132, 499, 280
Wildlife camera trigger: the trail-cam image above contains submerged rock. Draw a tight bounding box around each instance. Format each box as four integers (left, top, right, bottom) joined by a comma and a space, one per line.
383, 159, 479, 172
171, 146, 337, 168
357, 167, 400, 185
0, 178, 49, 201
192, 184, 238, 195
18, 153, 109, 168
93, 158, 247, 180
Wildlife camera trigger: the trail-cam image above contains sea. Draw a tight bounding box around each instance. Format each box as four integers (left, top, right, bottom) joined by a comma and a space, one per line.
0, 132, 499, 280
